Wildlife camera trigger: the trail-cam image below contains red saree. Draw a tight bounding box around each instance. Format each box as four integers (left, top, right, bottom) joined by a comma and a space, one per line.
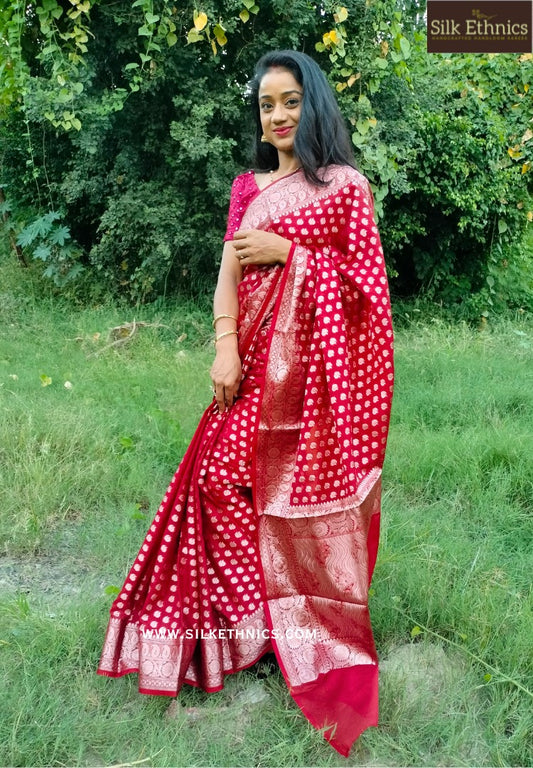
97, 165, 394, 757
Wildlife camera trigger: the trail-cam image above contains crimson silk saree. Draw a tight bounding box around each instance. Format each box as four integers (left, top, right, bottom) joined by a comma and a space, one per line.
98, 165, 394, 757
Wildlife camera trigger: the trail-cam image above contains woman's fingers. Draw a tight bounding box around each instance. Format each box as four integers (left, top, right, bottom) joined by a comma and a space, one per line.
232, 229, 290, 266
213, 383, 223, 413
213, 381, 238, 413
210, 352, 242, 413
233, 239, 248, 262
233, 230, 255, 262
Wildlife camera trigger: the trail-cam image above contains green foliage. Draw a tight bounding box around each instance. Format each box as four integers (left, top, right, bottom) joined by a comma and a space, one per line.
325, 8, 533, 312
89, 183, 194, 302
15, 210, 84, 285
392, 52, 533, 313
0, 0, 532, 313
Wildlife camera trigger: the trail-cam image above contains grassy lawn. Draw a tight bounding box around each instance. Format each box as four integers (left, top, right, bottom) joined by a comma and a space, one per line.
1, 255, 532, 767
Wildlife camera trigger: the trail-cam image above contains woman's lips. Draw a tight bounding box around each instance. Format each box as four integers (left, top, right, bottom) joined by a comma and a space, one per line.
273, 127, 292, 136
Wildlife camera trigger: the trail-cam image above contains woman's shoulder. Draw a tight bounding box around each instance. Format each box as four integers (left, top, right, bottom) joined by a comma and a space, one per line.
231, 169, 256, 190
322, 164, 370, 191
224, 170, 258, 240
227, 170, 257, 204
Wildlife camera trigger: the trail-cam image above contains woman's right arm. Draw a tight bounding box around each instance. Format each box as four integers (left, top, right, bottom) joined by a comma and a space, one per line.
210, 241, 243, 413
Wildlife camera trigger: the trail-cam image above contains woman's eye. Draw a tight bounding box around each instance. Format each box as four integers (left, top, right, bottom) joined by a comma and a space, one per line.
260, 103, 273, 111
286, 99, 300, 107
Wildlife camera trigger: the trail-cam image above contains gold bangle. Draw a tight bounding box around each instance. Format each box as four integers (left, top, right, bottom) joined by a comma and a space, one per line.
214, 330, 238, 345
213, 314, 237, 329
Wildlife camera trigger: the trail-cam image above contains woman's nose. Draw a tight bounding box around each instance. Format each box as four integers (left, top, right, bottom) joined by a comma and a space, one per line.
271, 103, 287, 122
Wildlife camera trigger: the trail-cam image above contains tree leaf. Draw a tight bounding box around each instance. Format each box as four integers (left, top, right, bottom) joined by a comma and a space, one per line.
334, 6, 348, 23
187, 29, 204, 44
399, 37, 411, 58
193, 11, 208, 31
50, 226, 71, 245
17, 216, 54, 246
356, 118, 371, 135
213, 24, 227, 46
498, 219, 508, 234
40, 374, 52, 387
34, 244, 52, 261
410, 625, 422, 638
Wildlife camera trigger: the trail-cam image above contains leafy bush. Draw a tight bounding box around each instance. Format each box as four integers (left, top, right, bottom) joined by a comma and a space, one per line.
89, 182, 211, 301
13, 210, 84, 286
351, 49, 533, 314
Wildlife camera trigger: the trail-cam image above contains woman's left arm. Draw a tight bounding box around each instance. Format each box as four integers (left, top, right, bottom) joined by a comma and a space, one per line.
232, 229, 293, 267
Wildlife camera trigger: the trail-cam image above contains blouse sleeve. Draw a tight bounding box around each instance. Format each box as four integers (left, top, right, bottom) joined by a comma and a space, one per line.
223, 171, 258, 242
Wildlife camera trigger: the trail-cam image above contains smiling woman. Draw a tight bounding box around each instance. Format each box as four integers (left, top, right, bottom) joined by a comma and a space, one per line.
257, 68, 303, 167
97, 50, 394, 758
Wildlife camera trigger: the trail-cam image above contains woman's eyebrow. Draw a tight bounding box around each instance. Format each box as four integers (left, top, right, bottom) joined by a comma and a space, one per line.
259, 89, 303, 99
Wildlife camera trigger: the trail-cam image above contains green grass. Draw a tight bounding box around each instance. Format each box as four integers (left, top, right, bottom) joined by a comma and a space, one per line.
1, 254, 532, 766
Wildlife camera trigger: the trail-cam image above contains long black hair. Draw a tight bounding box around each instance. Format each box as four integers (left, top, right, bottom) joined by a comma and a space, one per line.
249, 50, 355, 186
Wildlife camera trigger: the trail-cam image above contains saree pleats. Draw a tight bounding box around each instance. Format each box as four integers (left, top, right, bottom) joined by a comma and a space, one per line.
98, 289, 279, 693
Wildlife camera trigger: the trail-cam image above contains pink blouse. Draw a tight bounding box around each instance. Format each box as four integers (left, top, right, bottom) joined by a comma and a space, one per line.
223, 171, 260, 241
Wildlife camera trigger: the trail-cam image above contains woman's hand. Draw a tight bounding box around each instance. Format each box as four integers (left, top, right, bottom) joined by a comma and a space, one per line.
210, 340, 242, 414
232, 229, 292, 266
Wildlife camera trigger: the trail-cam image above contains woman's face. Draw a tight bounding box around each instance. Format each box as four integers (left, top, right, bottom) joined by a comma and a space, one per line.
258, 67, 303, 154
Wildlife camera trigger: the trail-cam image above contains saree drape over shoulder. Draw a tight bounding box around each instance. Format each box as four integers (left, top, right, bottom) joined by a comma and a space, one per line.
97, 165, 394, 757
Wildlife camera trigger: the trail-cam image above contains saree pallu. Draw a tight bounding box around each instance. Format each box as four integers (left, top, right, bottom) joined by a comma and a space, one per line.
97, 165, 394, 757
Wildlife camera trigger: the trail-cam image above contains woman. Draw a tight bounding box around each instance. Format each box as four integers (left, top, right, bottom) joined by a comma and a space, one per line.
98, 50, 394, 757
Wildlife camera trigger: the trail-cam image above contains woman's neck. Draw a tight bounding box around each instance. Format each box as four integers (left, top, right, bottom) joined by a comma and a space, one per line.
274, 153, 301, 178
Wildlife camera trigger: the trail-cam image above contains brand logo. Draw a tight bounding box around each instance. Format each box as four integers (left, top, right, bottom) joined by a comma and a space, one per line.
427, 1, 532, 52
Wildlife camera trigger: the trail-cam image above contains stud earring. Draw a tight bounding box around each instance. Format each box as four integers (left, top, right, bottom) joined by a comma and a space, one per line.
261, 134, 268, 143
